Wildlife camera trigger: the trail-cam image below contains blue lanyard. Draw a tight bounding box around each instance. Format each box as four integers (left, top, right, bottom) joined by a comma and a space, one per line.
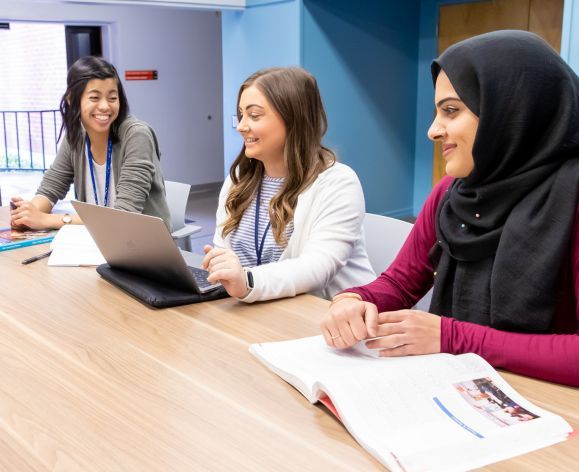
254, 183, 271, 266
86, 135, 112, 207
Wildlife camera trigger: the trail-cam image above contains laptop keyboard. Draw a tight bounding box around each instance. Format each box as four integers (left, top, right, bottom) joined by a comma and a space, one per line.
188, 266, 213, 289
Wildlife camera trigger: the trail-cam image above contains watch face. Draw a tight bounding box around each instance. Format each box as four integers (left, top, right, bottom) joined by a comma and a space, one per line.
245, 269, 254, 289
62, 214, 72, 224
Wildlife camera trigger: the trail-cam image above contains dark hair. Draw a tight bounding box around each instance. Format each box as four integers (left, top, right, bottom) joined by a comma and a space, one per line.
222, 67, 336, 245
58, 56, 129, 149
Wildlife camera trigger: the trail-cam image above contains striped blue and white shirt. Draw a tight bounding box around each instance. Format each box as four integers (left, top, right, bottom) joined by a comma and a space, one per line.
230, 175, 294, 267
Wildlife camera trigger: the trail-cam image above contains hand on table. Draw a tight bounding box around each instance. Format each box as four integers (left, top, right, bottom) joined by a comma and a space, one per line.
10, 197, 49, 230
365, 309, 441, 357
320, 297, 379, 349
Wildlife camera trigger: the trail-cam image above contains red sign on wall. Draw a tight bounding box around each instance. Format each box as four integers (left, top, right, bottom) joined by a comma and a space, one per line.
125, 70, 158, 81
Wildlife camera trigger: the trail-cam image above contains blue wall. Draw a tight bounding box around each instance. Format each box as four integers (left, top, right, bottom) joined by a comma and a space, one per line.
562, 0, 579, 73
221, 0, 301, 174
246, 0, 291, 5
302, 0, 420, 217
413, 0, 436, 216
222, 0, 578, 216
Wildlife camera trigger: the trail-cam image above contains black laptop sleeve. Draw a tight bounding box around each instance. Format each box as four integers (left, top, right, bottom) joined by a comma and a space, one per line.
96, 264, 229, 308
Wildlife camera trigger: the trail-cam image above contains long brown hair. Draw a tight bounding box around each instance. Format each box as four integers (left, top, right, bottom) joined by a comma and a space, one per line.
222, 67, 336, 245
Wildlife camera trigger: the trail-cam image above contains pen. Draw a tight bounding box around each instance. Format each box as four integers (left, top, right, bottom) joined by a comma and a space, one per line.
21, 250, 52, 265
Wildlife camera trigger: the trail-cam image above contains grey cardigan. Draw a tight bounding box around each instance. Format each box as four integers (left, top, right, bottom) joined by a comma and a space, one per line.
37, 115, 171, 229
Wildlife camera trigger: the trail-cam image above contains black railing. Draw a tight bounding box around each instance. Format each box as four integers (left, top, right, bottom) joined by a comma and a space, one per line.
0, 110, 62, 171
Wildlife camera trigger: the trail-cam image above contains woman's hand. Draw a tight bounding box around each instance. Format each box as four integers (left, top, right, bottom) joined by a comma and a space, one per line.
320, 298, 379, 349
10, 197, 51, 230
202, 245, 248, 298
365, 310, 441, 356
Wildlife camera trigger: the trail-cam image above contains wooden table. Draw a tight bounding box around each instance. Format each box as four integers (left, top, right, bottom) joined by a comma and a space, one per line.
0, 243, 577, 471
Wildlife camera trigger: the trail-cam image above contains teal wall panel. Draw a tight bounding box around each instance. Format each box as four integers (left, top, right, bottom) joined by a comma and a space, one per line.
221, 1, 301, 174
302, 0, 420, 217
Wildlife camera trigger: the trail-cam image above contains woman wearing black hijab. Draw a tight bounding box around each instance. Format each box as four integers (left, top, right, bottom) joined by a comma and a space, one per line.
320, 30, 579, 387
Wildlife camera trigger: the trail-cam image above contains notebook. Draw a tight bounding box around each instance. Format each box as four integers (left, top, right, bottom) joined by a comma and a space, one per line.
71, 201, 220, 294
48, 224, 106, 266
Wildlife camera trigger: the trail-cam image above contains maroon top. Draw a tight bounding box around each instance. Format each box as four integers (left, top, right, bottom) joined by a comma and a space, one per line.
348, 176, 579, 386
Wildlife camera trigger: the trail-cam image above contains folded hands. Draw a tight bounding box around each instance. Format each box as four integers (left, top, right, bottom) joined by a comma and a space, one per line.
320, 297, 441, 356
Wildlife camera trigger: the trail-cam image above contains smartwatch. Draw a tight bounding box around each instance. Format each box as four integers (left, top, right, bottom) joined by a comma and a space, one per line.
244, 268, 254, 291
62, 214, 72, 225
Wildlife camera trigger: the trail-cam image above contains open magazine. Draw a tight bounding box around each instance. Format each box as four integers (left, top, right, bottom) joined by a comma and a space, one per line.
250, 335, 573, 472
0, 226, 55, 252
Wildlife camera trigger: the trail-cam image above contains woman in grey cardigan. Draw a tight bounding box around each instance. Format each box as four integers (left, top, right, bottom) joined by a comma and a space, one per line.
10, 56, 170, 230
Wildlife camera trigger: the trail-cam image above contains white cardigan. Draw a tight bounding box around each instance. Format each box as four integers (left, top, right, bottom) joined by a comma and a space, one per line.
213, 162, 375, 302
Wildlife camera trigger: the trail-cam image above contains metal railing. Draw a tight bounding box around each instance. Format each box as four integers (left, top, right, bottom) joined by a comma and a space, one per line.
0, 110, 62, 171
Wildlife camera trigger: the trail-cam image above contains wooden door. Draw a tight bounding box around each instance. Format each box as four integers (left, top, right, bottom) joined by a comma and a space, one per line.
432, 0, 563, 186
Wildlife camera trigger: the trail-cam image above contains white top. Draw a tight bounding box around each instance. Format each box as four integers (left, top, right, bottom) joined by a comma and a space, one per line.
214, 162, 376, 302
229, 175, 292, 267
84, 158, 116, 207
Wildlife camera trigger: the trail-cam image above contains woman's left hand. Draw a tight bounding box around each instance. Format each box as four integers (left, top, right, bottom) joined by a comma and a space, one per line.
365, 310, 441, 357
202, 245, 248, 298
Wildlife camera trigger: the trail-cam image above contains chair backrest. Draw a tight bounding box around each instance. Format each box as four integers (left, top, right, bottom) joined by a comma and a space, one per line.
164, 180, 191, 232
363, 213, 433, 311
363, 213, 413, 274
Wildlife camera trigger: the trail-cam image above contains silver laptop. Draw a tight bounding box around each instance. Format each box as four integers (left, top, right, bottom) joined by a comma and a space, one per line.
72, 201, 220, 293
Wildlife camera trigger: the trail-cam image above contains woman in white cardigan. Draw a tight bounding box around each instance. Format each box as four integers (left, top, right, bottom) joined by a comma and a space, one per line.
203, 67, 374, 302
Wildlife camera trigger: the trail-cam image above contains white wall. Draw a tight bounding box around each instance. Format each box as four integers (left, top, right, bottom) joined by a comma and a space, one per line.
0, 0, 224, 185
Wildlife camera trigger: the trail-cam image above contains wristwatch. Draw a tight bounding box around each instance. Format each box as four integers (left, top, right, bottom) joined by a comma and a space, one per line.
62, 214, 72, 225
244, 268, 254, 292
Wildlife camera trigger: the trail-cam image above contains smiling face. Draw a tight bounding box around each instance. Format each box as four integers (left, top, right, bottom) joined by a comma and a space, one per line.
428, 70, 479, 178
237, 85, 287, 177
79, 78, 120, 138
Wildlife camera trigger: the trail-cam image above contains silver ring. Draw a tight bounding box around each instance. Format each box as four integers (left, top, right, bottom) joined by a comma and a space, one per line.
330, 334, 341, 340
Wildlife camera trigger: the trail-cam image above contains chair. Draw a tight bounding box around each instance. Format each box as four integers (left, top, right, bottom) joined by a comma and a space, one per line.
165, 180, 202, 251
363, 213, 413, 275
363, 213, 432, 311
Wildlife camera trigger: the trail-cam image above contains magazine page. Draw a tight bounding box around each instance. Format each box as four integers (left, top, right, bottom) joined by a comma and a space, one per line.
250, 335, 382, 402
0, 226, 55, 251
250, 336, 572, 472
0, 206, 55, 251
321, 349, 571, 471
249, 340, 321, 403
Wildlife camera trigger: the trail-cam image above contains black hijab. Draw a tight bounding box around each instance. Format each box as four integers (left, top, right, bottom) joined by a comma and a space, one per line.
429, 30, 579, 332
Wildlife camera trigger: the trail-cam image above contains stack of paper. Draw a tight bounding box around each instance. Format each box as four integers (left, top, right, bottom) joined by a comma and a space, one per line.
48, 225, 106, 266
